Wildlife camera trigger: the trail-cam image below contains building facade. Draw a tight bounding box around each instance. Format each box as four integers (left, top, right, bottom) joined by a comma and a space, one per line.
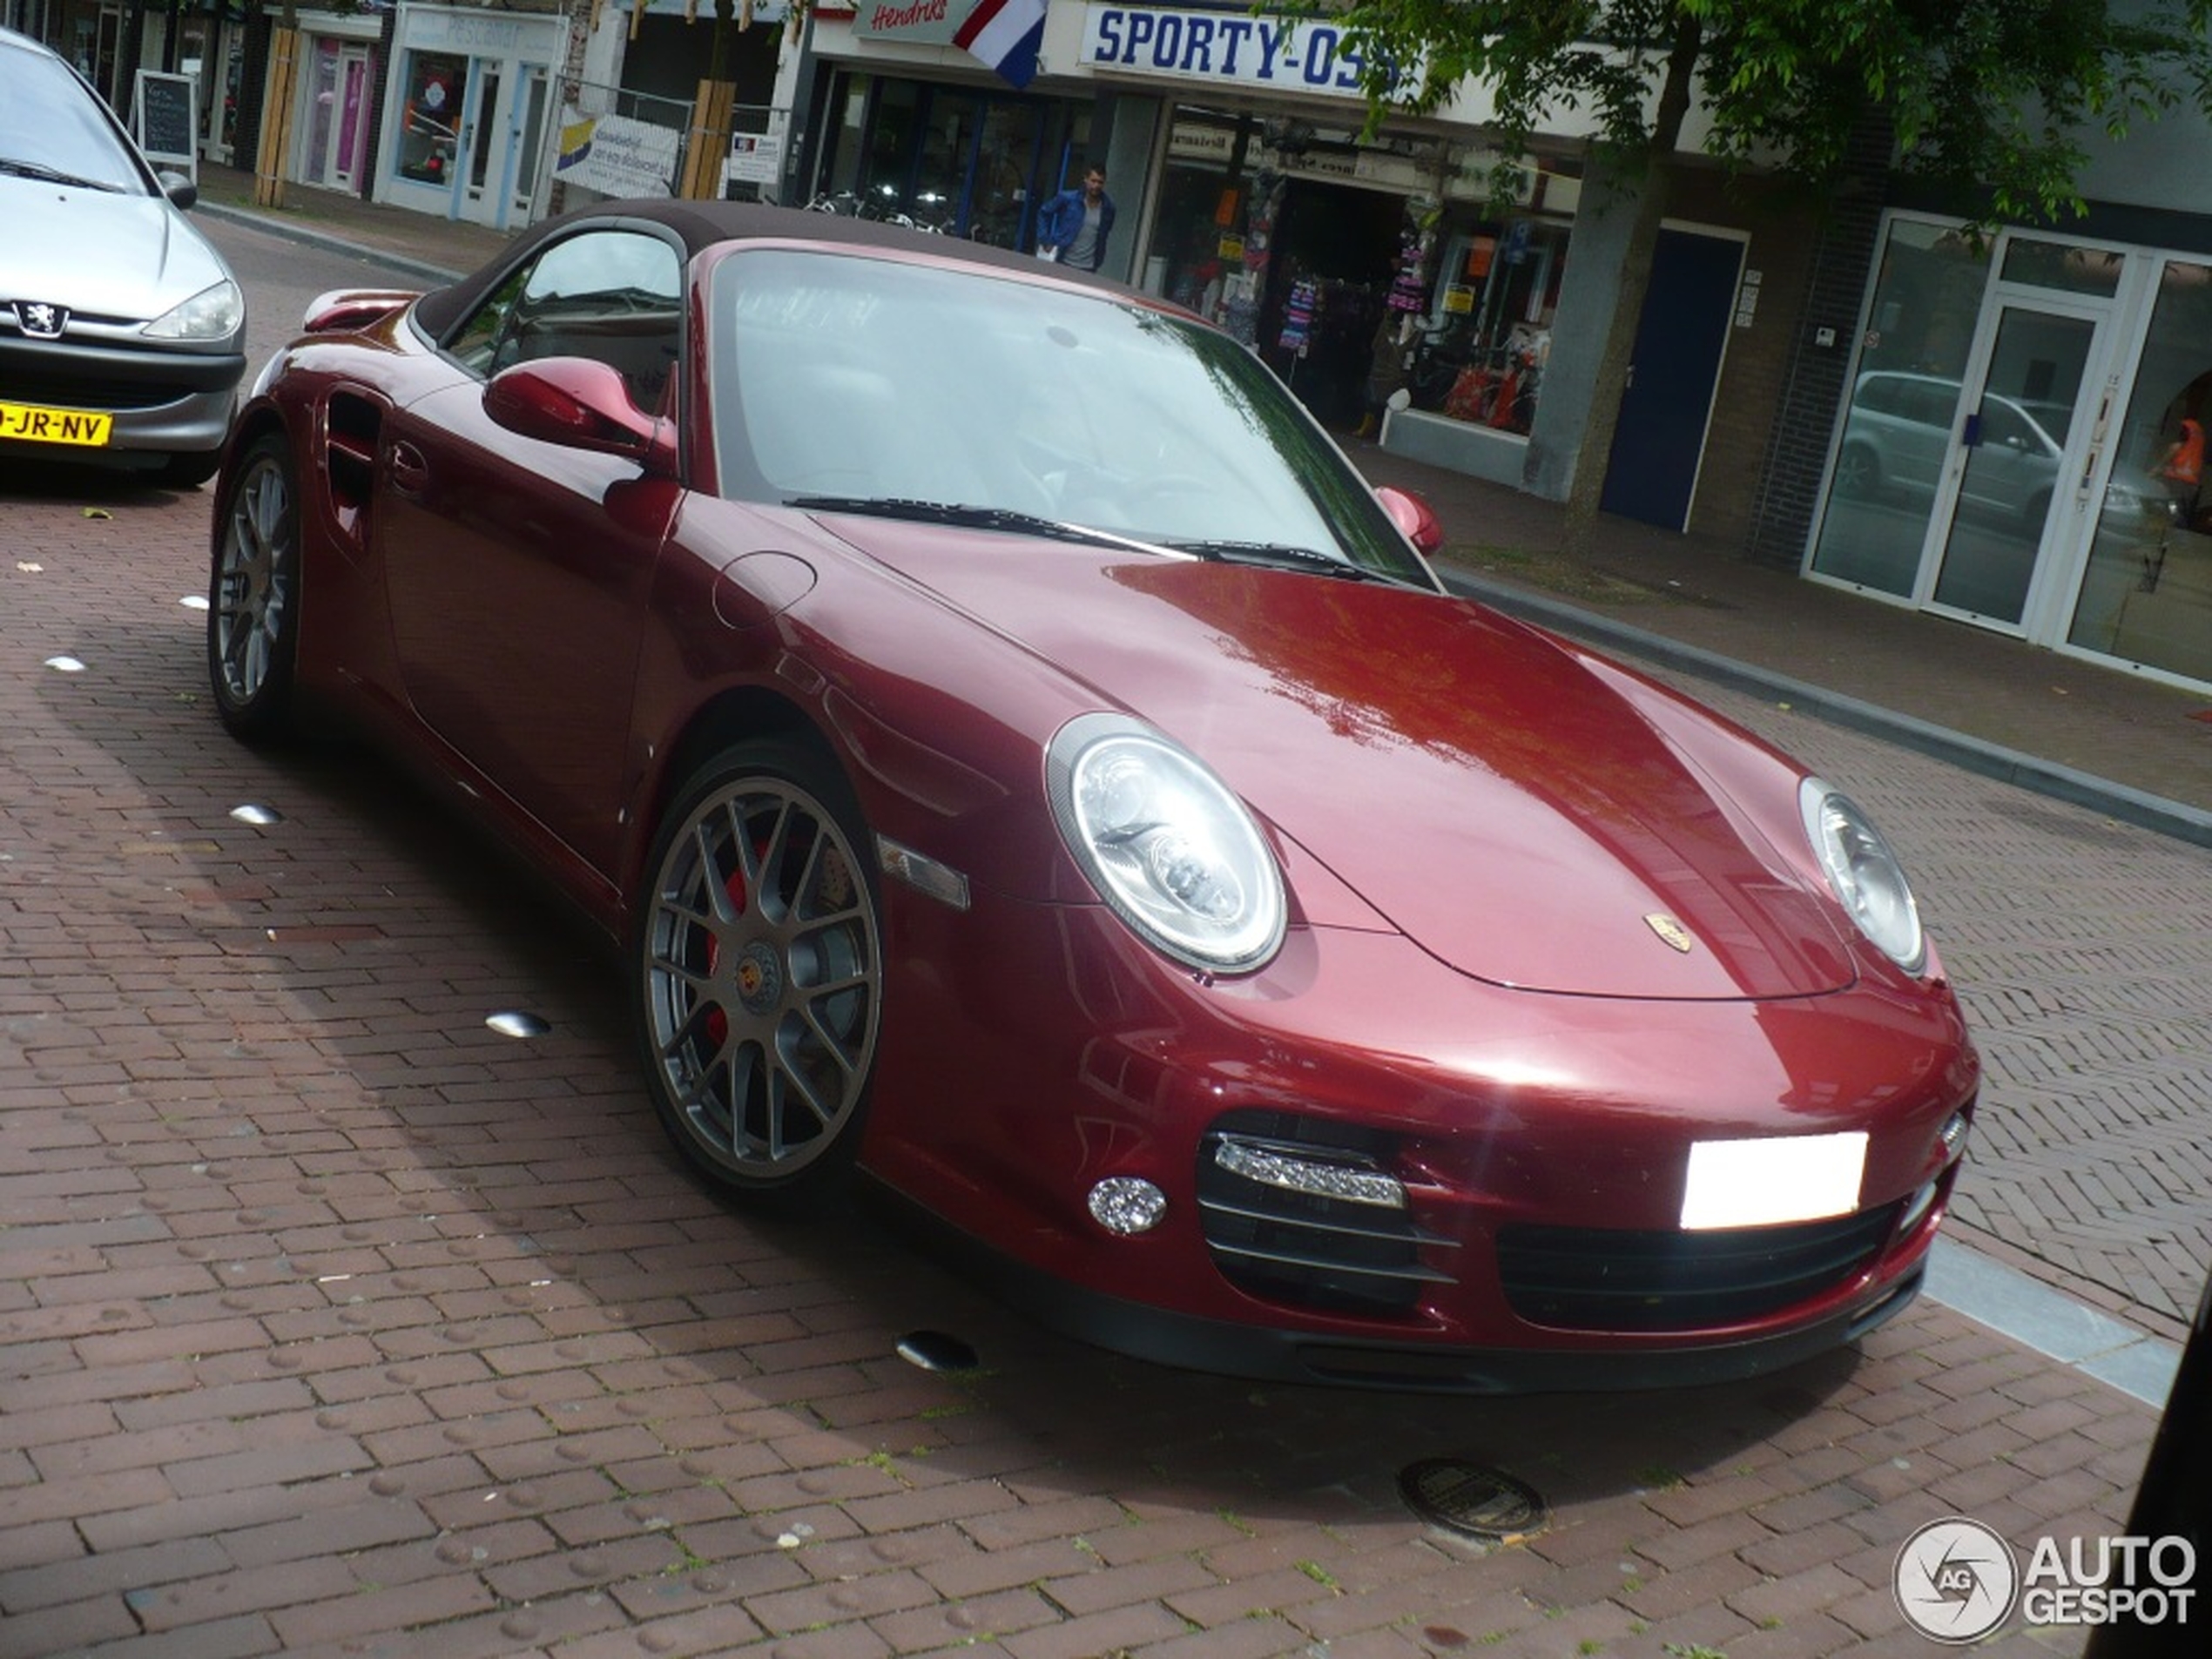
1779, 190, 2212, 693
792, 3, 1803, 540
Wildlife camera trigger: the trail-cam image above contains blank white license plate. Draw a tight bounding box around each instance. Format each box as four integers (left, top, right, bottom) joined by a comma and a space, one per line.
1681, 1132, 1868, 1230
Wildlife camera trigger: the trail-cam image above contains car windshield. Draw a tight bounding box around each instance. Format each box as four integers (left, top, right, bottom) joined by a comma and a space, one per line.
708, 247, 1431, 584
0, 46, 149, 193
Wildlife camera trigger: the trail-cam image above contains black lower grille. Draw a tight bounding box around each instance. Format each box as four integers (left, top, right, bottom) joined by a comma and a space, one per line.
1496, 1204, 1902, 1333
0, 370, 185, 411
1196, 1111, 1453, 1318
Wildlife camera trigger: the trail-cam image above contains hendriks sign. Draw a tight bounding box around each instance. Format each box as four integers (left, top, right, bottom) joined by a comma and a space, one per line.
852, 0, 968, 44
1079, 4, 1419, 100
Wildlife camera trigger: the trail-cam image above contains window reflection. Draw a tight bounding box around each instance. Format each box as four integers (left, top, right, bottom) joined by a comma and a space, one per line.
1810, 223, 1990, 595
2070, 260, 2212, 682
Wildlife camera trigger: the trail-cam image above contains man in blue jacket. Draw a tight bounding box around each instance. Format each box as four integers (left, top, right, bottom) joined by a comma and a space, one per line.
1036, 166, 1116, 273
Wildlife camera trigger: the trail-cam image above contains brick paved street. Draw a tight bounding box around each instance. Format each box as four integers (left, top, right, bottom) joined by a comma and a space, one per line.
3, 207, 2207, 1656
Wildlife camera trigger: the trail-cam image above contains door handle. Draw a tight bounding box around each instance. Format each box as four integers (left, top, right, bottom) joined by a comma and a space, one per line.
388, 440, 428, 495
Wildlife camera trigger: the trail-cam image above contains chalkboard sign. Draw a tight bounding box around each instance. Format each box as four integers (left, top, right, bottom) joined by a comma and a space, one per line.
132, 71, 197, 180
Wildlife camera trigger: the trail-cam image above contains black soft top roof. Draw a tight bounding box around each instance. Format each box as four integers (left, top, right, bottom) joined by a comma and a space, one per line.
412, 197, 1102, 341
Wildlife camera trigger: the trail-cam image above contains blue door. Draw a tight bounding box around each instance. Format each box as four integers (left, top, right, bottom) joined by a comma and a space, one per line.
1601, 229, 1743, 530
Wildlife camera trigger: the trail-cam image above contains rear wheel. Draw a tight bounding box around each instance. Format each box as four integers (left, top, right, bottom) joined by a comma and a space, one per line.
207, 434, 300, 741
635, 739, 884, 1206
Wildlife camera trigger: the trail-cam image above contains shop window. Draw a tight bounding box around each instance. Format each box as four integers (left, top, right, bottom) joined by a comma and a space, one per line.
398, 51, 465, 185
2067, 260, 2212, 683
1808, 219, 1991, 596
1151, 112, 1257, 320
2000, 237, 2125, 299
1399, 213, 1567, 436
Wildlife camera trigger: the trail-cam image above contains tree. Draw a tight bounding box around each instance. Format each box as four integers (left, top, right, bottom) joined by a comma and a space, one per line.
1320, 0, 2212, 543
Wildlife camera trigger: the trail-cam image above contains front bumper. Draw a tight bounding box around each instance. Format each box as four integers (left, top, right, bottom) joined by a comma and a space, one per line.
863, 886, 1979, 1390
0, 334, 245, 459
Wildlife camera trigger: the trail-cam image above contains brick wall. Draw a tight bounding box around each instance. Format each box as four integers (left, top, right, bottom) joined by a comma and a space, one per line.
1743, 111, 1896, 569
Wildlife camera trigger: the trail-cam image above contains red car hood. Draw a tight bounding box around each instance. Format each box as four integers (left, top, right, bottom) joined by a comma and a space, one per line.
840, 529, 1855, 1000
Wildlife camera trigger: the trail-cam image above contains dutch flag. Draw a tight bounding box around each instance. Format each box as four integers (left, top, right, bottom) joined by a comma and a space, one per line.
955, 0, 1048, 90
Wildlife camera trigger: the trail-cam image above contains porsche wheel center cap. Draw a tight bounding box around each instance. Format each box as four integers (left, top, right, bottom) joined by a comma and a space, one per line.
733, 941, 783, 1013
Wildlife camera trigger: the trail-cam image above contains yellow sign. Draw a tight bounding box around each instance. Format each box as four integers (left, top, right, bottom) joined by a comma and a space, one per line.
1442, 285, 1474, 314
0, 402, 111, 446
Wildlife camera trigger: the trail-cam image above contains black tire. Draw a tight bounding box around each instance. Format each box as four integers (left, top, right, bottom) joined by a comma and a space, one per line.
206, 433, 301, 741
635, 738, 884, 1207
158, 450, 223, 490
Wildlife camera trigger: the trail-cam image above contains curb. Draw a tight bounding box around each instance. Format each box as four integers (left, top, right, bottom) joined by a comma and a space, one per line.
1440, 568, 2212, 851
194, 198, 473, 287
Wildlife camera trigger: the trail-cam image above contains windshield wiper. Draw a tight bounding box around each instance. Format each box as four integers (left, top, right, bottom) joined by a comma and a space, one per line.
0, 157, 118, 191
787, 496, 1174, 555
1169, 539, 1416, 586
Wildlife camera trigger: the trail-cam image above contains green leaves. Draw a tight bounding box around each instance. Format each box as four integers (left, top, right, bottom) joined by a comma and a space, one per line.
1313, 0, 2212, 228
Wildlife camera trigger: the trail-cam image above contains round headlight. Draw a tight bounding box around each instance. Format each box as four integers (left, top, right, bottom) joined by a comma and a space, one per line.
1047, 714, 1286, 973
1799, 778, 1925, 974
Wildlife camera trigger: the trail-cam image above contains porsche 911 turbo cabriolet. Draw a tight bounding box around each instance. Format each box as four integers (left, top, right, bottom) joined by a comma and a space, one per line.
206, 199, 1979, 1393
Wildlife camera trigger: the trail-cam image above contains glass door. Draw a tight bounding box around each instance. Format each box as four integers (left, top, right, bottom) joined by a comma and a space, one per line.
1925, 304, 2101, 629
509, 66, 550, 222
969, 99, 1042, 248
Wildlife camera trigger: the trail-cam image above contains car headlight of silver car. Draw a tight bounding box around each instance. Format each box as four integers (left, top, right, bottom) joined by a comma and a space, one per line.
1799, 777, 1925, 974
1048, 713, 1286, 973
144, 279, 244, 342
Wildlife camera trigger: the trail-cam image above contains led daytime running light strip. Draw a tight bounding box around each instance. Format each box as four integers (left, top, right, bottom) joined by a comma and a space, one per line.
1213, 1137, 1406, 1210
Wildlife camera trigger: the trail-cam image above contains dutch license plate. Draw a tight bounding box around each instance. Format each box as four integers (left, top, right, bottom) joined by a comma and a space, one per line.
0, 401, 112, 447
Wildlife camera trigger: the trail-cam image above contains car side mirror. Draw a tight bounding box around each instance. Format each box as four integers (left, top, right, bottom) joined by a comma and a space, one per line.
484, 358, 678, 476
1376, 483, 1446, 555
159, 172, 199, 210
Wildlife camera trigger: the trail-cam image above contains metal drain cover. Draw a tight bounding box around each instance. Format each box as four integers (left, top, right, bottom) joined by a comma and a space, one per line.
1397, 1458, 1546, 1541
895, 1331, 978, 1372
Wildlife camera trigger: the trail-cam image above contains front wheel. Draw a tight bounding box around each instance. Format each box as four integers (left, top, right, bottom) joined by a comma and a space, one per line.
635, 739, 884, 1206
207, 433, 301, 740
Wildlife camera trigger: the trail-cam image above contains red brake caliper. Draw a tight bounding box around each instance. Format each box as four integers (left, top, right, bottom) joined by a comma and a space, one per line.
702, 862, 749, 1049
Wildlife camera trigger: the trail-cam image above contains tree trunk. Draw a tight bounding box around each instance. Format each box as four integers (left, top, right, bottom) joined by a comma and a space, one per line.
1560, 14, 1703, 553
253, 25, 300, 210
681, 79, 738, 201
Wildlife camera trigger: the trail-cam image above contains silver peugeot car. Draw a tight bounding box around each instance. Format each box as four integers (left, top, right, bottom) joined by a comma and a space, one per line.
0, 25, 245, 487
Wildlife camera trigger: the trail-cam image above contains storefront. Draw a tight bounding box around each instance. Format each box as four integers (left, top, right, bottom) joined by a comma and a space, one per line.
1135, 102, 1577, 436
799, 4, 1095, 246
286, 11, 381, 193
801, 3, 1580, 437
378, 2, 562, 230
38, 0, 243, 164
793, 3, 1770, 525
1808, 213, 2212, 690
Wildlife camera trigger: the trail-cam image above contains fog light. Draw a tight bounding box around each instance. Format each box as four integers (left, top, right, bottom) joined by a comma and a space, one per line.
1089, 1177, 1167, 1235
1213, 1136, 1406, 1210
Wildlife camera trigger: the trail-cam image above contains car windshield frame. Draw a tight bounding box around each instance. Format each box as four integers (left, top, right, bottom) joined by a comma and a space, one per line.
0, 40, 157, 195
704, 243, 1436, 588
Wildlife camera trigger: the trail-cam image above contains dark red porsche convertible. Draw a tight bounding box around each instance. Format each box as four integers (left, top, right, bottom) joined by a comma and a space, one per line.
206, 200, 1978, 1392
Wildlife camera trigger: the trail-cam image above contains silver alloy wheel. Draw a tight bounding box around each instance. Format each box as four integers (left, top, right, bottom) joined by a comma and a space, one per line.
642, 767, 882, 1187
212, 447, 293, 711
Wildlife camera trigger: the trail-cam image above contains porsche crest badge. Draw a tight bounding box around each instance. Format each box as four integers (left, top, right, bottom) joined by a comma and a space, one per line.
1644, 913, 1695, 953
